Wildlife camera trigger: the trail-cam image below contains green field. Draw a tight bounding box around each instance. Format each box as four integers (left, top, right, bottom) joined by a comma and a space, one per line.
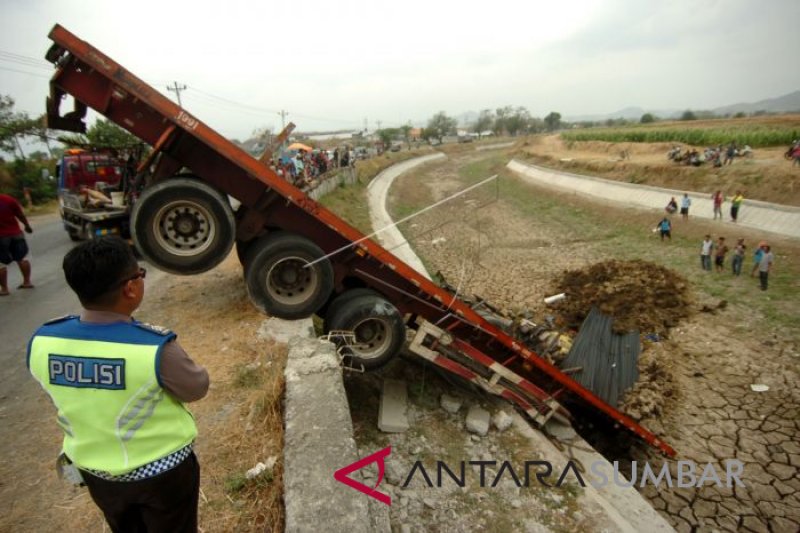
561, 115, 800, 148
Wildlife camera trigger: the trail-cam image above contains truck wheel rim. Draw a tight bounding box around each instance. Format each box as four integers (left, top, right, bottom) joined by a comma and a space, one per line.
153, 201, 215, 256
265, 256, 318, 305
349, 317, 391, 360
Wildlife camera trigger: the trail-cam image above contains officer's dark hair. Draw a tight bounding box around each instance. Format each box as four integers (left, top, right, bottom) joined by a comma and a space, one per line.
63, 236, 139, 307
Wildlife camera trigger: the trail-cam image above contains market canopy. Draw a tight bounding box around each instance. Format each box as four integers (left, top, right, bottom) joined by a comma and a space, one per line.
287, 142, 313, 152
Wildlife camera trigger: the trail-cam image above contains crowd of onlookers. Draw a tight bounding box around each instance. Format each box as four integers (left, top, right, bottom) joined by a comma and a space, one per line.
271, 148, 354, 189
654, 190, 776, 291
698, 235, 774, 290
667, 142, 752, 167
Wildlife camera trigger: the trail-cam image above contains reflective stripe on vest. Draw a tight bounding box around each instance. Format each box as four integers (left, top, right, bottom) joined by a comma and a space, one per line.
28, 318, 197, 475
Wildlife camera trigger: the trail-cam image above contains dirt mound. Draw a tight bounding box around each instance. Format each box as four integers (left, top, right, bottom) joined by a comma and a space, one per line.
553, 259, 691, 337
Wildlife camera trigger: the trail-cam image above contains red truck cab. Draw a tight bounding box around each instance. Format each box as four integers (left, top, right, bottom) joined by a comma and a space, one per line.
56, 149, 124, 192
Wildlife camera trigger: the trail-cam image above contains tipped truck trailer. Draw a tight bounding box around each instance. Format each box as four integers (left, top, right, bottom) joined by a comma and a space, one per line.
44, 24, 676, 457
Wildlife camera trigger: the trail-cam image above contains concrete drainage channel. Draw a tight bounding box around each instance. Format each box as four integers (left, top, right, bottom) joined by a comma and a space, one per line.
267, 155, 673, 532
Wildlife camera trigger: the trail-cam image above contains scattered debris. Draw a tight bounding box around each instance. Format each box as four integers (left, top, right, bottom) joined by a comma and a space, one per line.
492, 410, 513, 432
440, 394, 462, 414
245, 456, 277, 480
465, 405, 491, 436
750, 384, 770, 392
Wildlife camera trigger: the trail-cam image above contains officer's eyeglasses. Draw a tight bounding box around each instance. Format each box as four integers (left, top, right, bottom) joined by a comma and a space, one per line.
113, 267, 146, 289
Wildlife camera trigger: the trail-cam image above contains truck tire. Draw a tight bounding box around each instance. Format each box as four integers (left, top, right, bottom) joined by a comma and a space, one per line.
131, 178, 234, 275
244, 232, 333, 319
67, 227, 83, 242
326, 293, 406, 370
323, 288, 379, 332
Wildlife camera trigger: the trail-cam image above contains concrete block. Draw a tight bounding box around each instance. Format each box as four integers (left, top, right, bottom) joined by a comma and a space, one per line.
378, 379, 409, 433
440, 393, 462, 414
466, 405, 491, 436
257, 317, 314, 344
492, 410, 513, 432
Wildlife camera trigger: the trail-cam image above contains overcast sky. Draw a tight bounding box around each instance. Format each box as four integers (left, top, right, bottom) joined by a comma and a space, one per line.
1, 0, 798, 140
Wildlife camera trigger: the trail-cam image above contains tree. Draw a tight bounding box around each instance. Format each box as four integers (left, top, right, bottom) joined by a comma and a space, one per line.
400, 123, 412, 148
473, 109, 494, 139
0, 95, 40, 160
506, 106, 531, 136
493, 106, 511, 136
640, 113, 656, 124
58, 119, 141, 150
544, 111, 562, 132
426, 112, 457, 143
680, 110, 697, 121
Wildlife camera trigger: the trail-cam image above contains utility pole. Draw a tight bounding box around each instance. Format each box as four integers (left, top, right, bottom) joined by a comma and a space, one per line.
376, 120, 382, 131
278, 110, 289, 129
167, 81, 187, 107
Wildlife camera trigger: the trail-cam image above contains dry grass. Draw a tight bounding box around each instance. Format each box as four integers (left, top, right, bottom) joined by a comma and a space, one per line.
519, 134, 800, 205
142, 255, 287, 532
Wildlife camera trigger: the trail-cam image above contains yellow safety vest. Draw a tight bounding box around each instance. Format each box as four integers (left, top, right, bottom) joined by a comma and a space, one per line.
28, 316, 197, 475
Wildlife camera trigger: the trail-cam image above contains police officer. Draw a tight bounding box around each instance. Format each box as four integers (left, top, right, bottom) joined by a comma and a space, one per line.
28, 236, 208, 532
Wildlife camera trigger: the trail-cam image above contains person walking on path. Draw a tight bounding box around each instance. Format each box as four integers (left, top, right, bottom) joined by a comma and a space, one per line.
657, 217, 672, 241
27, 236, 209, 532
757, 245, 774, 291
730, 191, 744, 222
0, 193, 34, 296
680, 193, 691, 220
731, 238, 746, 276
714, 237, 729, 273
700, 235, 714, 271
712, 190, 724, 220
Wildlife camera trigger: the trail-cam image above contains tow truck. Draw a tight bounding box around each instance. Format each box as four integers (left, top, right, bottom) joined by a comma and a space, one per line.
43, 24, 675, 457
56, 148, 130, 241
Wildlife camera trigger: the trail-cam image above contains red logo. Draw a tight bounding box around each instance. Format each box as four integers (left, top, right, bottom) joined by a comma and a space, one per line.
333, 446, 392, 505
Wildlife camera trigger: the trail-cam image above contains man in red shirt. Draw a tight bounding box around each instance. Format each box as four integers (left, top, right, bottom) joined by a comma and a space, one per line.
0, 193, 34, 295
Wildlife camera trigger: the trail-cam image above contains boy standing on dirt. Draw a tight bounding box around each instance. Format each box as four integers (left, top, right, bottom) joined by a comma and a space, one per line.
657, 217, 672, 241
714, 237, 729, 273
731, 239, 746, 276
757, 245, 774, 290
700, 235, 714, 271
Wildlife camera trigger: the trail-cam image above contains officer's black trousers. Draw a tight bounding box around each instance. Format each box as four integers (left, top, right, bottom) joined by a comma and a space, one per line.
81, 452, 200, 533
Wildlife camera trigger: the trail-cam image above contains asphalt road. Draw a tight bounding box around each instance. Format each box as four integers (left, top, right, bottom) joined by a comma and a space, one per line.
0, 213, 80, 400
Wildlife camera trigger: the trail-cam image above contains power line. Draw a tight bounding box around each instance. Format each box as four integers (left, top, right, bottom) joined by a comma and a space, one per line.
0, 65, 50, 79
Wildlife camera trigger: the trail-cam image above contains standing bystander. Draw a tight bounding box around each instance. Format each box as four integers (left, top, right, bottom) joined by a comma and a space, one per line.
757, 245, 774, 291
657, 217, 672, 241
731, 239, 746, 276
0, 192, 34, 295
700, 235, 714, 271
714, 237, 729, 273
27, 236, 209, 531
712, 190, 724, 220
680, 193, 691, 220
730, 191, 744, 223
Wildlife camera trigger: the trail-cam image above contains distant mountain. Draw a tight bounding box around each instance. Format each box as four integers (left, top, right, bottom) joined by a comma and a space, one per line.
562, 90, 800, 123
712, 90, 800, 116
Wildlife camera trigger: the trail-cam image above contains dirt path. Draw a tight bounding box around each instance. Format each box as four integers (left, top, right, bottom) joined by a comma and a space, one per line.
388, 148, 800, 532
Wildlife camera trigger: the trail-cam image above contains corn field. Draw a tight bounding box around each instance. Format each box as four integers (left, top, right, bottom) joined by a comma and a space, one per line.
561, 116, 800, 148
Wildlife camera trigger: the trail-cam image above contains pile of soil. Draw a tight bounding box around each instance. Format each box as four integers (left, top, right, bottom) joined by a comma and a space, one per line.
549, 259, 691, 423
553, 259, 691, 337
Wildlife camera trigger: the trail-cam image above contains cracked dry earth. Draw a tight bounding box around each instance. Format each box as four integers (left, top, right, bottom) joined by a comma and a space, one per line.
388, 152, 800, 532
